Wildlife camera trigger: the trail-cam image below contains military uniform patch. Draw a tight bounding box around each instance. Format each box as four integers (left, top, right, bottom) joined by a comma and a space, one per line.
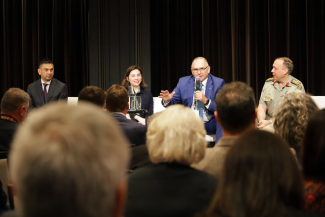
291, 79, 301, 86
266, 77, 274, 82
297, 85, 302, 90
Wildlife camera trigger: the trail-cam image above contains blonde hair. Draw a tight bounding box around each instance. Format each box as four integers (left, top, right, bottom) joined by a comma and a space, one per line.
147, 105, 206, 165
10, 102, 130, 217
274, 92, 318, 151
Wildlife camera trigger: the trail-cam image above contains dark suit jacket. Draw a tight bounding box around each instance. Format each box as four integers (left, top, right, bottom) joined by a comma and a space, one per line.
125, 163, 217, 217
27, 78, 68, 110
164, 74, 225, 141
0, 119, 18, 152
111, 113, 147, 146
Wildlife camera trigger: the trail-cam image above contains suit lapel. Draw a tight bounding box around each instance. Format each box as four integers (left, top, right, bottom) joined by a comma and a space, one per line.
36, 80, 46, 104
47, 79, 57, 101
187, 77, 195, 107
205, 74, 214, 100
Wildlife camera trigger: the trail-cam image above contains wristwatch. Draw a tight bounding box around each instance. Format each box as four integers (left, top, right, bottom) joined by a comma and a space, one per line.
204, 99, 210, 106
269, 119, 273, 124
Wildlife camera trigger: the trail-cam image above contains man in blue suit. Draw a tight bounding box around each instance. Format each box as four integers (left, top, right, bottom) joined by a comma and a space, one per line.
159, 57, 225, 142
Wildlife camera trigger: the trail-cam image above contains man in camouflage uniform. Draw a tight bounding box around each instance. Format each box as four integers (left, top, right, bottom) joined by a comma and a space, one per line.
257, 57, 305, 130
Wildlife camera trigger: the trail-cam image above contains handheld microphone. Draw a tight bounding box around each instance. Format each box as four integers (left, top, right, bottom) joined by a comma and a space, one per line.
195, 76, 201, 91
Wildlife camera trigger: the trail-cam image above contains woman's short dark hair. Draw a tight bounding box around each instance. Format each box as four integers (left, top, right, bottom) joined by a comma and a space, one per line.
121, 65, 147, 89
205, 130, 303, 217
302, 109, 325, 182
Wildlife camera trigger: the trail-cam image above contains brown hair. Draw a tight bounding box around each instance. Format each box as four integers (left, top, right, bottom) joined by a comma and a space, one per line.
302, 109, 325, 182
105, 85, 128, 112
121, 65, 147, 89
1, 88, 30, 113
78, 86, 106, 107
215, 82, 256, 134
273, 92, 318, 156
205, 130, 303, 217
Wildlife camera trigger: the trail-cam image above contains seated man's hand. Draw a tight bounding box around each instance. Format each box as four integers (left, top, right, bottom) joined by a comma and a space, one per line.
257, 120, 271, 129
134, 115, 146, 125
126, 114, 131, 120
195, 91, 208, 104
159, 90, 175, 104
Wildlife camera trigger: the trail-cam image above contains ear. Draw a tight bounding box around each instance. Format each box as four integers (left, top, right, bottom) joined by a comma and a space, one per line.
19, 106, 25, 116
37, 68, 41, 75
283, 67, 289, 75
126, 102, 129, 111
126, 77, 129, 81
105, 104, 109, 112
214, 111, 221, 125
113, 182, 127, 217
207, 66, 211, 74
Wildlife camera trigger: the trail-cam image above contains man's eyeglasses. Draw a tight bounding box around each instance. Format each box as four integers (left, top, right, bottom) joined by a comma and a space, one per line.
192, 66, 209, 73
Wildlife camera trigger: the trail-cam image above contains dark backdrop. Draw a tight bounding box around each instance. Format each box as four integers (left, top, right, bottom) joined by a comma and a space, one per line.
0, 0, 89, 97
1, 0, 325, 100
150, 0, 325, 99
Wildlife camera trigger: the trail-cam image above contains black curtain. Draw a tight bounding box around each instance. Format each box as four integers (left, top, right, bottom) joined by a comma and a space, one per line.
0, 0, 89, 97
150, 0, 325, 99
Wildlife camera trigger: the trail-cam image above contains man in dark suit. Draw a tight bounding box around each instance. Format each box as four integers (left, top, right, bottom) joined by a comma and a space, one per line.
27, 59, 67, 110
106, 85, 147, 146
159, 57, 225, 142
0, 88, 30, 152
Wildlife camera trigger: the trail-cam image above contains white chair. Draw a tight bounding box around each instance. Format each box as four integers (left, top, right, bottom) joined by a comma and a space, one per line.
153, 97, 166, 113
67, 97, 78, 106
311, 96, 325, 109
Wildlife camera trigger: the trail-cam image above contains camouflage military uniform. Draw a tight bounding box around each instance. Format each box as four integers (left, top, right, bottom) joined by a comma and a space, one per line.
259, 75, 305, 120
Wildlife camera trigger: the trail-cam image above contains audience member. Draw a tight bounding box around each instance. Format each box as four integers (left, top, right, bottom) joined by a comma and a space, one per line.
27, 59, 67, 110
257, 57, 305, 130
78, 86, 106, 108
273, 92, 318, 161
106, 84, 147, 146
125, 105, 216, 217
2, 103, 129, 217
0, 88, 30, 152
302, 109, 325, 213
203, 130, 320, 217
192, 82, 256, 178
159, 57, 225, 141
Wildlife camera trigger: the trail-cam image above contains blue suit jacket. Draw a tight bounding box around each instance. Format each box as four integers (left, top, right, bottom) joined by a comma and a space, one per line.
165, 74, 225, 142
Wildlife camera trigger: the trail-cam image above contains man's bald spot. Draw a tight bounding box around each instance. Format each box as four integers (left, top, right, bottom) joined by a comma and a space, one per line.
191, 57, 209, 68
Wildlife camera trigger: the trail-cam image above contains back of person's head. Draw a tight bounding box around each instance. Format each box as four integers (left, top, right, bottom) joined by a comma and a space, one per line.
10, 103, 130, 217
1, 88, 30, 113
146, 111, 162, 127
78, 86, 106, 108
302, 109, 325, 182
106, 84, 128, 112
147, 105, 206, 165
274, 92, 318, 151
205, 130, 303, 217
215, 82, 256, 134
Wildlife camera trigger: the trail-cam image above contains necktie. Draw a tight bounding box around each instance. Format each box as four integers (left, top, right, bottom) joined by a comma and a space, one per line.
43, 83, 48, 102
198, 83, 204, 119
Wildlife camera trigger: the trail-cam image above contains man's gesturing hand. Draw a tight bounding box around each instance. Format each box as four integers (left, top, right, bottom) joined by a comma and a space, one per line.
158, 90, 175, 104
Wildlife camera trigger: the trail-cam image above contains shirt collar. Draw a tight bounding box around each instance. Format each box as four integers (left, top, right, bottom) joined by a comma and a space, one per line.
41, 79, 52, 85
201, 77, 208, 86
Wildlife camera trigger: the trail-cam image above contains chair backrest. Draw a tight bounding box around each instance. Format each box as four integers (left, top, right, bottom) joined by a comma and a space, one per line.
153, 97, 166, 113
67, 97, 78, 106
311, 96, 325, 109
